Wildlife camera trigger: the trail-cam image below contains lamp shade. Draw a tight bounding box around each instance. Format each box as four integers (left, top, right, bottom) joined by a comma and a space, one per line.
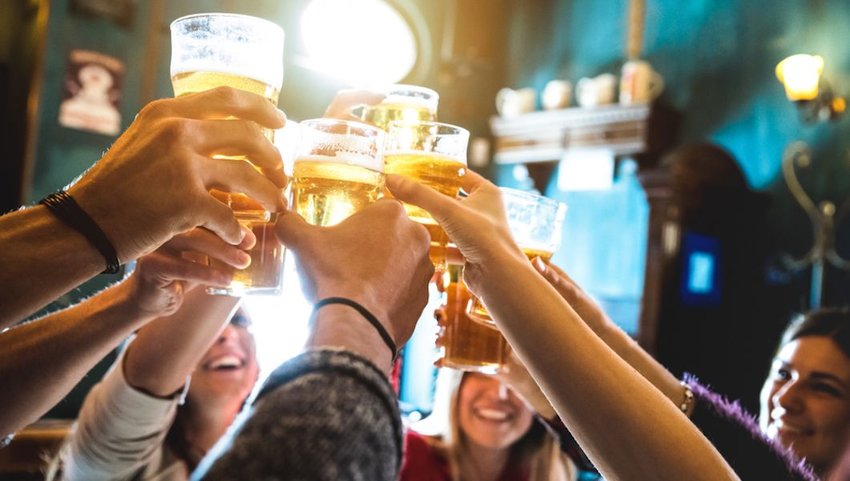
776, 54, 824, 101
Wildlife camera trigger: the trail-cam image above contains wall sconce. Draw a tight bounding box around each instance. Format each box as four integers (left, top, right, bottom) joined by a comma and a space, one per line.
776, 54, 846, 123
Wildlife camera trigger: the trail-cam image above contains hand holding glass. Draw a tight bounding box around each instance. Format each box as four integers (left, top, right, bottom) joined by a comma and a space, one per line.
384, 121, 469, 266
170, 13, 286, 296
467, 188, 567, 325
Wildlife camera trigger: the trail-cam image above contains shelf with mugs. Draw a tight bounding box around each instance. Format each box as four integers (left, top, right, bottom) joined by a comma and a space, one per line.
489, 102, 678, 169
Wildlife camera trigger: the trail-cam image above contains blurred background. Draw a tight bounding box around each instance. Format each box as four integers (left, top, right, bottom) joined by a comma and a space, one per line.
2, 0, 849, 441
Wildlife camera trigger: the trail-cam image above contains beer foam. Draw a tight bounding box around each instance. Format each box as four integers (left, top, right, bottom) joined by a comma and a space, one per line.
171, 15, 284, 88
377, 84, 439, 111
296, 153, 383, 172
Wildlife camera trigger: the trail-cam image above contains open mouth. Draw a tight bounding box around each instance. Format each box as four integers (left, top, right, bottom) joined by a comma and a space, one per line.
203, 354, 246, 372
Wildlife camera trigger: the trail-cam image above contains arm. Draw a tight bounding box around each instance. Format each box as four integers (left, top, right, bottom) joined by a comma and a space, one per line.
0, 87, 286, 327
191, 201, 434, 481
0, 227, 247, 437
536, 262, 817, 480
388, 172, 740, 481
123, 275, 242, 397
533, 261, 688, 413
0, 205, 104, 328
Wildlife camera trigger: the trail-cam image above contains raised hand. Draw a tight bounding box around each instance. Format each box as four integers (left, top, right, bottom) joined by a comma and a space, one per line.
386, 171, 523, 292
68, 87, 288, 263
126, 226, 254, 317
276, 200, 433, 347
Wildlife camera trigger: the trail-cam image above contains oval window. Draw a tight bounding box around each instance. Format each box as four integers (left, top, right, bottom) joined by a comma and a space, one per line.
300, 0, 418, 85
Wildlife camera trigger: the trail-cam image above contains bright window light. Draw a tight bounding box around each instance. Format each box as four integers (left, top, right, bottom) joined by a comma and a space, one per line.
243, 256, 311, 382
300, 0, 418, 85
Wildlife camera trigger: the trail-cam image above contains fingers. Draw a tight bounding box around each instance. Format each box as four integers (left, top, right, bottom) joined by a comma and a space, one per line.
169, 87, 287, 129
195, 120, 284, 173
274, 208, 314, 248
138, 251, 233, 287
202, 158, 285, 212
324, 89, 385, 120
459, 169, 499, 195
196, 197, 247, 246
385, 175, 459, 225
162, 228, 252, 268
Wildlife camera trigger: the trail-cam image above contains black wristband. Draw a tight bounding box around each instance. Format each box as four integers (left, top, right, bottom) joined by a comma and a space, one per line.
313, 297, 398, 362
39, 191, 121, 274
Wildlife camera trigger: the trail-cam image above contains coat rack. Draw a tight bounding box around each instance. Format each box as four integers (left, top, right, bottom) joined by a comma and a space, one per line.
781, 142, 850, 308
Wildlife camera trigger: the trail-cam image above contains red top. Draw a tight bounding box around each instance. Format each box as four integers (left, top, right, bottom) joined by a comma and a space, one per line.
399, 431, 529, 481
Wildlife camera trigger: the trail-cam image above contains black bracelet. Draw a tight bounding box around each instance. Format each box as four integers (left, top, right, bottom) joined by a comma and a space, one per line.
39, 191, 121, 274
313, 297, 398, 362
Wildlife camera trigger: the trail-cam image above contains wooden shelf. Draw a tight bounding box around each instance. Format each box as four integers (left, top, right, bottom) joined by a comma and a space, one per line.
489, 103, 678, 170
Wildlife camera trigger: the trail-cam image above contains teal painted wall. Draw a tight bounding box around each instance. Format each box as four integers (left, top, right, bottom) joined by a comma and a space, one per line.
497, 0, 850, 333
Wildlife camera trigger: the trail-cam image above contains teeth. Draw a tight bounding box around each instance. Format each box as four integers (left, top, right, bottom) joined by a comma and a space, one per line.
476, 408, 510, 421
775, 420, 809, 435
209, 355, 243, 370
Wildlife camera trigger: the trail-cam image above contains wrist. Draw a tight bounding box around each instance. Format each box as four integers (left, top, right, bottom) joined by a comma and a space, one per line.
475, 247, 531, 293
308, 303, 393, 374
67, 183, 134, 263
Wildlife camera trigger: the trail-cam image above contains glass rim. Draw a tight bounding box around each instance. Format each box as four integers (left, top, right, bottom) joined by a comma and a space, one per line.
170, 12, 285, 38
385, 119, 469, 137
380, 83, 438, 96
299, 117, 385, 138
499, 187, 568, 214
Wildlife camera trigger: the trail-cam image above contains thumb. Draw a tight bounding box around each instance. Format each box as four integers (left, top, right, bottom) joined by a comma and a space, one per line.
274, 209, 314, 249
386, 174, 459, 227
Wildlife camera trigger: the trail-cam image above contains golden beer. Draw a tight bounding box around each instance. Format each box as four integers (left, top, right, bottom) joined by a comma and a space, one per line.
291, 156, 384, 226
385, 151, 465, 264
171, 71, 284, 295
206, 211, 284, 295
440, 265, 509, 373
363, 101, 436, 131
467, 248, 554, 324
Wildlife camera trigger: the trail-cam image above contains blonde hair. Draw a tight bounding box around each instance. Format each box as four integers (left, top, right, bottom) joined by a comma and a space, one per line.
412, 369, 576, 481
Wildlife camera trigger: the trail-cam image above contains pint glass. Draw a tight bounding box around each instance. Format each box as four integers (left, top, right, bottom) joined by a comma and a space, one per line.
439, 264, 509, 373
468, 188, 567, 326
361, 84, 438, 131
292, 119, 385, 226
170, 13, 285, 296
384, 121, 468, 266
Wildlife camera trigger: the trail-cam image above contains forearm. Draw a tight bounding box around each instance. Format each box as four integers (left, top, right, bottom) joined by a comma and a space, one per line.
0, 280, 153, 435
124, 288, 241, 396
595, 320, 685, 411
0, 205, 104, 327
480, 254, 739, 481
191, 349, 402, 481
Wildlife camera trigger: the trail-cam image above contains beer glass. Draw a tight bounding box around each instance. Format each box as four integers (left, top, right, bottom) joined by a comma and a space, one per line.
170, 13, 285, 296
439, 264, 509, 374
384, 121, 468, 266
361, 84, 438, 131
292, 119, 385, 226
468, 188, 567, 326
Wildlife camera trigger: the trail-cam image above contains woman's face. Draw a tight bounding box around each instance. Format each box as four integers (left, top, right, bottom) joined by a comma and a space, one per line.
189, 323, 259, 406
457, 373, 534, 451
759, 336, 850, 473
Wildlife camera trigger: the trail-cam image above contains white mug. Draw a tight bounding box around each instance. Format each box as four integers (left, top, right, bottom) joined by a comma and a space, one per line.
496, 87, 536, 117
541, 80, 572, 110
620, 60, 664, 105
576, 73, 617, 107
